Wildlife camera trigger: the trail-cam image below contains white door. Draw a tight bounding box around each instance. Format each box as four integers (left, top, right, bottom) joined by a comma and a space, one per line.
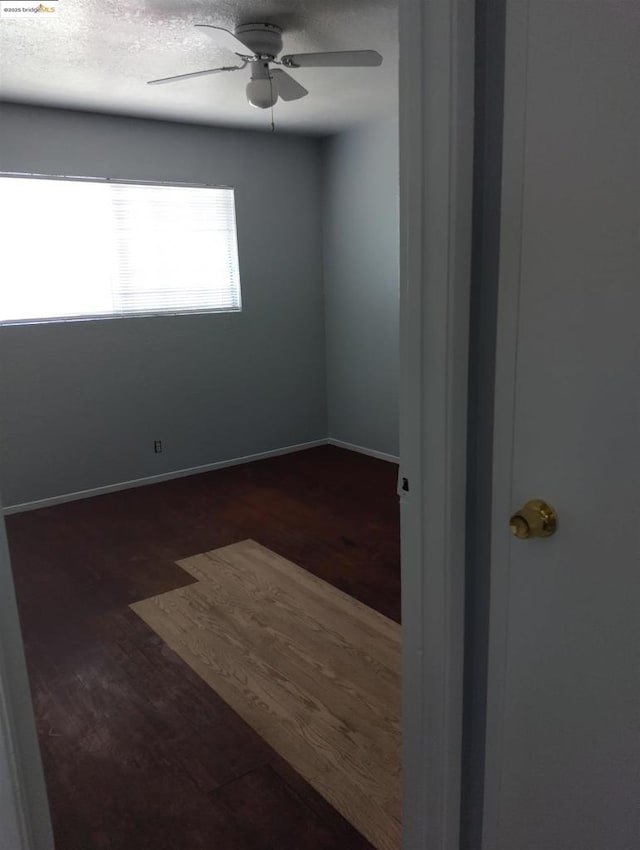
484, 3, 640, 849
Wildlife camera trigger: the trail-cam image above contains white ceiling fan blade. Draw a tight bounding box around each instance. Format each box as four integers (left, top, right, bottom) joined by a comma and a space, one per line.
270, 69, 308, 102
147, 64, 244, 86
194, 24, 253, 55
281, 50, 383, 69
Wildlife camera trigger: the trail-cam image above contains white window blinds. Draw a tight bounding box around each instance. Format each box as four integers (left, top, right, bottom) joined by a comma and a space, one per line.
0, 175, 242, 324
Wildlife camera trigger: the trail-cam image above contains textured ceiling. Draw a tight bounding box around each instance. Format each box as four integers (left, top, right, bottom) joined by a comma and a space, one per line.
0, 0, 398, 134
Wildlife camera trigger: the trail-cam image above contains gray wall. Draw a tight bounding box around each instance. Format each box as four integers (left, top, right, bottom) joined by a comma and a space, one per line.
322, 119, 399, 457
0, 104, 326, 506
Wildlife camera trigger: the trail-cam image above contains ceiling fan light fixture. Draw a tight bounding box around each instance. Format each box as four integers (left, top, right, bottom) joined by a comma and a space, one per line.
148, 22, 384, 112
246, 77, 277, 109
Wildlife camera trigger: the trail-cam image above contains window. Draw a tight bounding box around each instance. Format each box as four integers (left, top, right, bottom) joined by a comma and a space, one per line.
0, 175, 242, 324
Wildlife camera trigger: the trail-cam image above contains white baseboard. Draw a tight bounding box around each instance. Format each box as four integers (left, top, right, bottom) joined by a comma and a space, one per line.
327, 438, 399, 464
2, 437, 399, 515
2, 439, 327, 515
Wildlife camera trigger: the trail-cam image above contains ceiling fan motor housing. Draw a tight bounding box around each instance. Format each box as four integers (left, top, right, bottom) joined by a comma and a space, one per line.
234, 23, 283, 59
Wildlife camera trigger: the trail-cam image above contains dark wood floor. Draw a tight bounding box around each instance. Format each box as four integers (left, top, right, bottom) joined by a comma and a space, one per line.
6, 446, 400, 850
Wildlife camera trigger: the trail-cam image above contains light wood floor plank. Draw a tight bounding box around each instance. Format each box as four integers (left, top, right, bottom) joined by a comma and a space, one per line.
184, 539, 400, 644
165, 581, 399, 785
176, 551, 400, 718
183, 578, 400, 754
178, 542, 400, 674
131, 540, 401, 850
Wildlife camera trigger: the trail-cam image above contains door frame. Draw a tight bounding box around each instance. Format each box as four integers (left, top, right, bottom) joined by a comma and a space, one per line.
480, 3, 527, 845
0, 1, 476, 847
0, 518, 54, 850
399, 0, 474, 848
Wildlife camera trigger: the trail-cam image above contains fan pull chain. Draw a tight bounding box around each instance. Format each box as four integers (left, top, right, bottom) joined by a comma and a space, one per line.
269, 74, 275, 133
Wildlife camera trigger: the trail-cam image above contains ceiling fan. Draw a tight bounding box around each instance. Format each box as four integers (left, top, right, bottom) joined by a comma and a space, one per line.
147, 22, 383, 109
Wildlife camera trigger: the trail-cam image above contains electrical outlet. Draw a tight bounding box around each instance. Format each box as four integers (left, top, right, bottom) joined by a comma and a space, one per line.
153, 440, 162, 454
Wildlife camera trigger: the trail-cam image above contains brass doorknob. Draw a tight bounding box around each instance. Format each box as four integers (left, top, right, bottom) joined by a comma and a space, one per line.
509, 499, 558, 539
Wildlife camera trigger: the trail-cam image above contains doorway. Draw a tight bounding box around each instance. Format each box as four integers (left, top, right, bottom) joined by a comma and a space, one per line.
0, 3, 474, 850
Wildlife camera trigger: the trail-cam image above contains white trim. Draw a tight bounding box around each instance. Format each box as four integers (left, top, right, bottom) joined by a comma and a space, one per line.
2, 440, 327, 515
0, 170, 235, 190
326, 438, 399, 464
0, 665, 30, 850
4, 438, 400, 516
399, 1, 474, 848
0, 518, 54, 850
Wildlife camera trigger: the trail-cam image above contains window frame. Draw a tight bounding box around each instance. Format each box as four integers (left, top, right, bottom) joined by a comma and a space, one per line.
0, 171, 243, 326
